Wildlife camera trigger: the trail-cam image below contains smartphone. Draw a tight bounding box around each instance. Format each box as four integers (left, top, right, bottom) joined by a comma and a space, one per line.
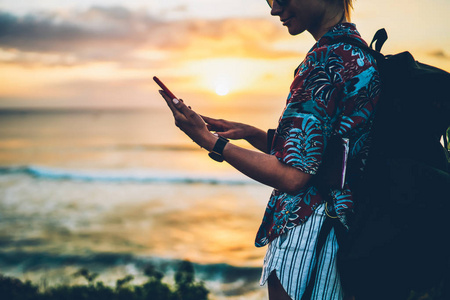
153, 76, 178, 100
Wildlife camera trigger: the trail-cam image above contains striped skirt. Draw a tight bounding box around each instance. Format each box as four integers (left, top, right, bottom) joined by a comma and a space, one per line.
260, 204, 343, 300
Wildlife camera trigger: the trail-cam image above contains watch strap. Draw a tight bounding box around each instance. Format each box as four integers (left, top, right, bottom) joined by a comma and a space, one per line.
208, 136, 229, 162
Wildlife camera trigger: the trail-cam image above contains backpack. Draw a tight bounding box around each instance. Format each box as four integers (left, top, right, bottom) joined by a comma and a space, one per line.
335, 29, 450, 299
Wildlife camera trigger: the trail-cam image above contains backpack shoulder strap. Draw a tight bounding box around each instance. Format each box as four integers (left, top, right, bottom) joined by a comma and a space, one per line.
333, 28, 388, 61
370, 28, 388, 52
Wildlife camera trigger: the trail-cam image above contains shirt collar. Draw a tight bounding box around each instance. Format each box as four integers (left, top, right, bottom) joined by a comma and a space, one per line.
313, 23, 367, 50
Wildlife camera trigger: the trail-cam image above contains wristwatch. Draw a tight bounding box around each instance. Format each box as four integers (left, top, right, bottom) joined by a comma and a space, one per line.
208, 136, 229, 162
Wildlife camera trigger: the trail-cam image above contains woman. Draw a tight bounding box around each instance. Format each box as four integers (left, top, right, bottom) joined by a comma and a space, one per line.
158, 0, 380, 298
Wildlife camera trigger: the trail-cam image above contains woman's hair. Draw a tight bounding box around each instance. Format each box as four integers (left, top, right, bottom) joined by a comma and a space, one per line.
343, 0, 353, 21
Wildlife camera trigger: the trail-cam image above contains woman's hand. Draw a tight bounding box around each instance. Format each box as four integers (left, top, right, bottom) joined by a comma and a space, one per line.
201, 116, 251, 140
202, 115, 269, 153
159, 90, 216, 151
158, 90, 311, 193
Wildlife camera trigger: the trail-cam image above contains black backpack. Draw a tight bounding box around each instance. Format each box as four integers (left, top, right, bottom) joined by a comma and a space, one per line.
336, 29, 450, 299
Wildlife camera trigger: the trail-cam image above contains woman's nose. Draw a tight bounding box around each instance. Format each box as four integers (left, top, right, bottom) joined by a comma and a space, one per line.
271, 1, 283, 16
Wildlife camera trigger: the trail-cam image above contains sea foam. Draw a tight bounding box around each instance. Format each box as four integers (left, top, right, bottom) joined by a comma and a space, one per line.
0, 165, 256, 185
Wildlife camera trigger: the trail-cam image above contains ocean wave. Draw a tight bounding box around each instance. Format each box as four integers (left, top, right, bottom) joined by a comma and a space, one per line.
0, 165, 256, 185
0, 250, 261, 280
0, 143, 203, 152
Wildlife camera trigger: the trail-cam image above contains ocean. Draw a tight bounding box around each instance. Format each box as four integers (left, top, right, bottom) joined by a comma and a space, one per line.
0, 108, 280, 299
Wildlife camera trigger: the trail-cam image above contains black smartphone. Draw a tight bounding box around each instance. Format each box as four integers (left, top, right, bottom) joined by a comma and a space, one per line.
153, 76, 178, 100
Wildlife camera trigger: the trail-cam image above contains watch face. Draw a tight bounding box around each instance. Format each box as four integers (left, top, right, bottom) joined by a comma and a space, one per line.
208, 152, 224, 162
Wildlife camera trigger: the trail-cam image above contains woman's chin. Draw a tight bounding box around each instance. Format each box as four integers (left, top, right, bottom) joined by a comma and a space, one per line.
287, 27, 305, 36
284, 22, 305, 36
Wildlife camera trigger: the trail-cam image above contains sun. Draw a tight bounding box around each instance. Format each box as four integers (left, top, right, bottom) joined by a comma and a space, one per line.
215, 82, 230, 96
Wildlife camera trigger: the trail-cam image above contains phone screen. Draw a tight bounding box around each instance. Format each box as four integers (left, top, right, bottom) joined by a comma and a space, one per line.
153, 76, 177, 100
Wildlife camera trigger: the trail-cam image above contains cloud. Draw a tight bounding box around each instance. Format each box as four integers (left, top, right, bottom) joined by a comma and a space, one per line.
166, 18, 301, 60
0, 7, 163, 65
428, 50, 450, 59
0, 6, 300, 67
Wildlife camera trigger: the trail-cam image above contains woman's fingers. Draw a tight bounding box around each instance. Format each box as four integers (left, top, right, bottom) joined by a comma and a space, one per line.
201, 115, 245, 139
200, 115, 215, 124
201, 115, 226, 131
159, 91, 206, 132
202, 116, 218, 131
159, 90, 182, 117
171, 97, 194, 118
159, 90, 195, 118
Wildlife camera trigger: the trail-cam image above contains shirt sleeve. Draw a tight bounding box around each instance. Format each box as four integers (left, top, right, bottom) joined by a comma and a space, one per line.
272, 43, 379, 175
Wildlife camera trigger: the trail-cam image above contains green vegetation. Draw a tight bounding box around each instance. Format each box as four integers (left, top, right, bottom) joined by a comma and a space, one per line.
407, 277, 449, 300
1, 259, 447, 300
0, 260, 209, 300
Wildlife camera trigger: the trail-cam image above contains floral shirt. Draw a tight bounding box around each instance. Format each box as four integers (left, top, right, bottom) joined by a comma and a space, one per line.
255, 23, 381, 247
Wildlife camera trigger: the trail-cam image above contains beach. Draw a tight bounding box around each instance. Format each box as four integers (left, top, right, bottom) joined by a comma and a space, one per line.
0, 108, 279, 299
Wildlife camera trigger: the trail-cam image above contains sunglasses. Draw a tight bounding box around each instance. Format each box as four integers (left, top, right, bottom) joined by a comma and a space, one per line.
266, 0, 289, 8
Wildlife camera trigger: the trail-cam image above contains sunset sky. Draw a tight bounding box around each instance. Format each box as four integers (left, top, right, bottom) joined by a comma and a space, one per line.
1, 0, 450, 110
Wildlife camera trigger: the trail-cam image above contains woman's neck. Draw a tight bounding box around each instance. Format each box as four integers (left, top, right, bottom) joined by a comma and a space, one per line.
310, 7, 347, 41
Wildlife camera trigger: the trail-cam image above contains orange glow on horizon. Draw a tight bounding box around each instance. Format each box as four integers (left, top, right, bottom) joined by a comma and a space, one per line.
1, 1, 450, 109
